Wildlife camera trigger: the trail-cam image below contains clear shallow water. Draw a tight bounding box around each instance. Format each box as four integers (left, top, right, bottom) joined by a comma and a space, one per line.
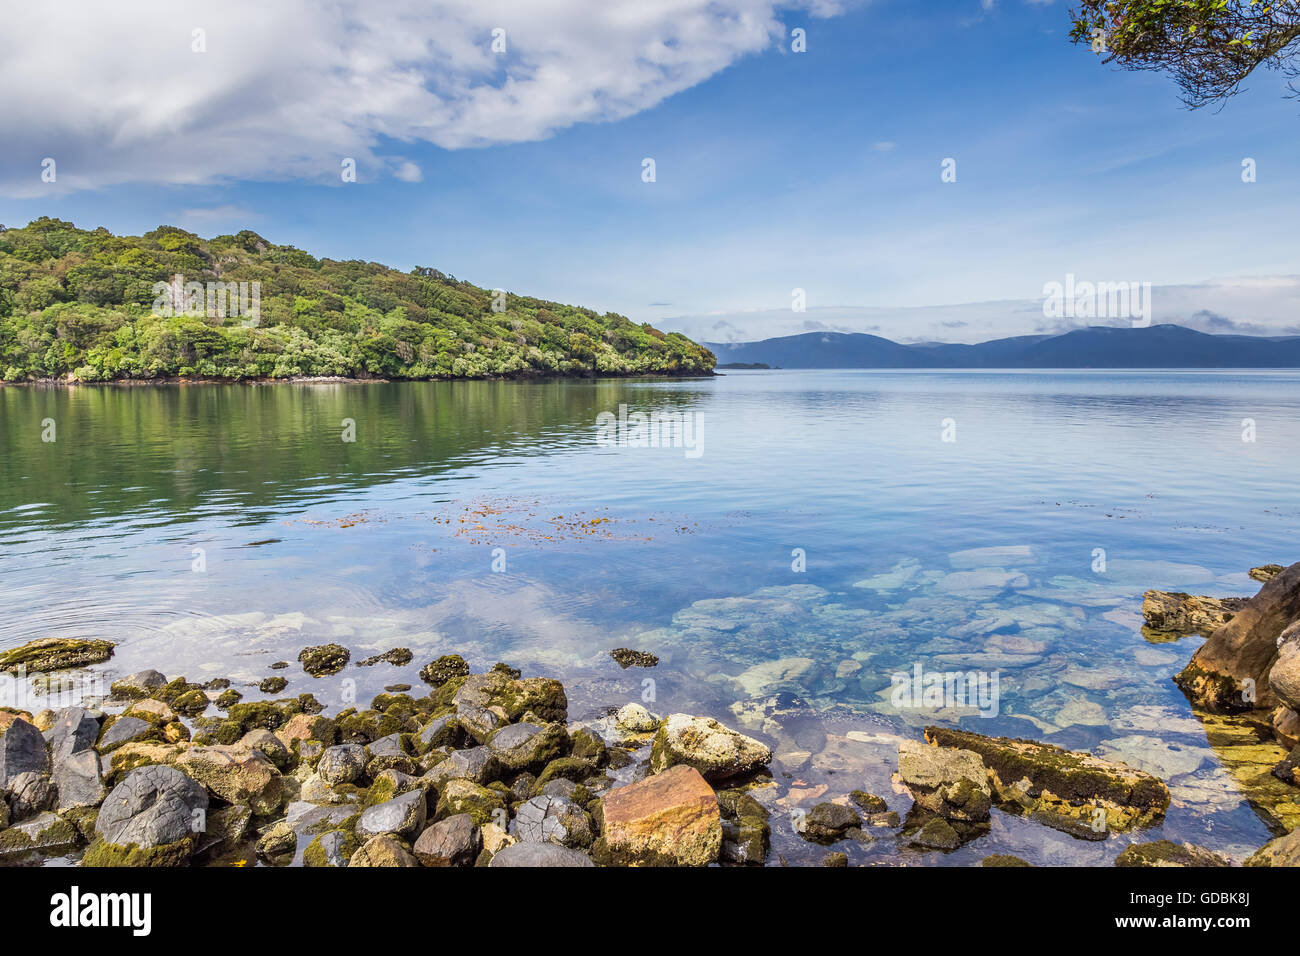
2, 370, 1298, 865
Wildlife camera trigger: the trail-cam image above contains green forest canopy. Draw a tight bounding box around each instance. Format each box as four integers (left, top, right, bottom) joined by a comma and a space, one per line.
0, 218, 715, 382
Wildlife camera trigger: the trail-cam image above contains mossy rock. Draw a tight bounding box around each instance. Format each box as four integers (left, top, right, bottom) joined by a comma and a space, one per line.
0, 638, 115, 674
850, 790, 888, 814
298, 644, 351, 677
419, 654, 470, 687
215, 689, 243, 709
259, 677, 288, 694
981, 854, 1033, 867
81, 837, 195, 867
436, 780, 505, 826
303, 830, 359, 867
1115, 840, 1231, 867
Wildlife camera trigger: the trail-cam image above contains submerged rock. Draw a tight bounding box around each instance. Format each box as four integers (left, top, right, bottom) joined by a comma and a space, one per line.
357, 648, 413, 668
0, 638, 115, 674
800, 802, 862, 844
649, 714, 772, 781
596, 765, 722, 866
1175, 561, 1300, 712
1142, 590, 1247, 636
609, 648, 658, 668
923, 726, 1169, 831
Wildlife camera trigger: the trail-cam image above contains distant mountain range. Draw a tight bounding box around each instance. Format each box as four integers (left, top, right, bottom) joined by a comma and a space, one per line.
704, 325, 1300, 369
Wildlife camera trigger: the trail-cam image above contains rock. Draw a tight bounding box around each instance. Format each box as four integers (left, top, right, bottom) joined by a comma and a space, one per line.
413, 813, 481, 865
822, 851, 848, 866
419, 654, 470, 687
173, 745, 284, 815
365, 733, 417, 775
0, 716, 50, 788
596, 764, 722, 866
357, 647, 414, 667
909, 816, 960, 850
924, 726, 1169, 831
110, 669, 167, 699
568, 726, 607, 766
488, 842, 594, 867
452, 670, 567, 723
45, 707, 99, 759
259, 677, 287, 694
435, 779, 504, 826
421, 746, 500, 787
54, 749, 106, 810
6, 771, 54, 820
1269, 621, 1300, 711
649, 714, 772, 781
349, 834, 420, 867
535, 757, 596, 791
317, 744, 367, 785
238, 729, 291, 771
255, 820, 298, 859
1175, 561, 1300, 711
357, 789, 427, 840
850, 790, 888, 814
609, 648, 659, 668
511, 795, 593, 849
489, 722, 568, 773
1245, 828, 1300, 866
0, 811, 79, 857
0, 638, 114, 674
275, 713, 334, 749
303, 830, 358, 867
1272, 744, 1300, 786
1141, 590, 1247, 636
1115, 840, 1231, 867
982, 854, 1033, 866
897, 740, 992, 822
480, 821, 515, 858
94, 764, 207, 858
456, 705, 503, 744
800, 802, 861, 844
297, 644, 350, 677
415, 714, 464, 752
1251, 564, 1286, 582
126, 698, 176, 725
96, 716, 159, 754
615, 703, 660, 733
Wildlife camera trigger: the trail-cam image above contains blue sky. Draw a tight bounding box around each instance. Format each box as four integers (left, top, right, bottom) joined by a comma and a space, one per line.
2, 0, 1297, 342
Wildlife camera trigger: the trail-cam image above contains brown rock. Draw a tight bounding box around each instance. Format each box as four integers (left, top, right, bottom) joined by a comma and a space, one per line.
1142, 590, 1247, 636
349, 834, 420, 867
1175, 561, 1300, 712
597, 764, 721, 866
412, 813, 481, 866
173, 745, 283, 814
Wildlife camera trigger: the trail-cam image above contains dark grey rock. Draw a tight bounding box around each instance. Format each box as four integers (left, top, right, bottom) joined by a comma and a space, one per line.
356, 788, 426, 840
0, 717, 50, 788
6, 771, 54, 820
509, 794, 593, 848
54, 749, 106, 811
45, 707, 100, 759
96, 764, 208, 849
421, 746, 500, 788
110, 669, 167, 699
416, 714, 464, 752
489, 722, 568, 773
96, 716, 154, 753
317, 744, 367, 785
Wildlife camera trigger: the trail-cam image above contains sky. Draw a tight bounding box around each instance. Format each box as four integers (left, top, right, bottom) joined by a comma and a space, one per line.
1, 0, 1297, 344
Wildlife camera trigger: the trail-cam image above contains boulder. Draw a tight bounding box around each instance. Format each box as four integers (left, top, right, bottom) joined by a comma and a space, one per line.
45, 707, 99, 759
110, 669, 168, 699
413, 813, 480, 866
435, 779, 504, 826
649, 714, 771, 781
0, 811, 79, 857
6, 770, 54, 820
510, 794, 593, 848
596, 764, 722, 866
0, 716, 50, 788
54, 749, 106, 810
1141, 590, 1247, 636
615, 703, 660, 733
317, 744, 367, 785
173, 745, 284, 815
91, 764, 207, 864
0, 638, 114, 674
1251, 565, 1285, 582
489, 722, 568, 773
924, 726, 1169, 831
1175, 561, 1300, 711
415, 714, 464, 752
349, 834, 420, 867
297, 644, 350, 677
96, 716, 159, 754
419, 654, 470, 687
357, 789, 427, 840
452, 671, 567, 723
897, 740, 992, 822
420, 746, 500, 788
1268, 621, 1300, 711
488, 841, 594, 867
800, 802, 862, 844
303, 829, 358, 867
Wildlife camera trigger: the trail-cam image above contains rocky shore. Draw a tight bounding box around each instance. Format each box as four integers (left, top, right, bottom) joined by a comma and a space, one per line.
1, 561, 1299, 867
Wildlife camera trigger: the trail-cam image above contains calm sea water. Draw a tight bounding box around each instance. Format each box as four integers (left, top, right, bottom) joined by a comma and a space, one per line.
2, 369, 1298, 865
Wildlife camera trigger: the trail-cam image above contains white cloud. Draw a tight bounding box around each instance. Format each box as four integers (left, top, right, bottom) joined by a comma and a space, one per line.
0, 0, 852, 197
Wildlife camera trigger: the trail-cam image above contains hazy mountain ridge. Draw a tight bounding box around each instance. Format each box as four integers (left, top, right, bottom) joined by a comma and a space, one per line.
705, 325, 1300, 369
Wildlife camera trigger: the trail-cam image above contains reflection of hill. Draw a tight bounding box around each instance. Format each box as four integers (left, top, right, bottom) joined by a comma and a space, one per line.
0, 378, 711, 535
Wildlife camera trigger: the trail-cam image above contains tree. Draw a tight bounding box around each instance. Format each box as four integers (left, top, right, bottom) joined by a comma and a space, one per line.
1070, 1, 1300, 108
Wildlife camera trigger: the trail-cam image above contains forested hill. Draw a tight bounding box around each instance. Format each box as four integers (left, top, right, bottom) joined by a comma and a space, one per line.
0, 218, 715, 382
